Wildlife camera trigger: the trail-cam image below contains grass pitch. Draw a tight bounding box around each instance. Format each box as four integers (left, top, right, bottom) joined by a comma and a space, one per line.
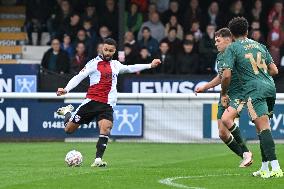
0, 142, 283, 189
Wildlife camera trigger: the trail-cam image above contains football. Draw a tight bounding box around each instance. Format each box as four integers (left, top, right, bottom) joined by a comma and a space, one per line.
65, 150, 83, 167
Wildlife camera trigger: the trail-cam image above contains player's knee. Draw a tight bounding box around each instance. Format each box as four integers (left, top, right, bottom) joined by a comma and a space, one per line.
219, 129, 229, 141
221, 117, 232, 128
64, 127, 74, 134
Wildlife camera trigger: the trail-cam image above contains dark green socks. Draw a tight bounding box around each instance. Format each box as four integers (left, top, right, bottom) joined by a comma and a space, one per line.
229, 123, 249, 153
258, 134, 268, 162
259, 129, 277, 161
225, 134, 243, 158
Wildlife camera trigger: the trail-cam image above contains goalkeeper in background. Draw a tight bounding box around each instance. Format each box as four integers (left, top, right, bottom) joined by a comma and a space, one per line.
195, 28, 253, 168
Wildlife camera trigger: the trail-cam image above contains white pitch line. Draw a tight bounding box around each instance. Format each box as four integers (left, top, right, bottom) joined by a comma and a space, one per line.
158, 174, 240, 189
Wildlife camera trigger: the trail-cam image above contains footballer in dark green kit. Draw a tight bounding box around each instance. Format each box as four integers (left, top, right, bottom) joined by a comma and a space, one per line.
221, 17, 282, 178
195, 28, 252, 168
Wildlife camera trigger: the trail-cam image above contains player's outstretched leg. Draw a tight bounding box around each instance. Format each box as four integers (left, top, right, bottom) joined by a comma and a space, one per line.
218, 120, 243, 158
56, 104, 80, 134
222, 106, 253, 167
91, 119, 113, 168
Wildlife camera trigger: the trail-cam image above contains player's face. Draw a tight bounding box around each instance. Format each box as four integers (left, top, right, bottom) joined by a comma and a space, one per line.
102, 44, 116, 61
215, 36, 231, 52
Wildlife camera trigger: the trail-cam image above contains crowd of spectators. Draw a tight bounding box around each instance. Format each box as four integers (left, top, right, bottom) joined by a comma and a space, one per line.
24, 0, 284, 75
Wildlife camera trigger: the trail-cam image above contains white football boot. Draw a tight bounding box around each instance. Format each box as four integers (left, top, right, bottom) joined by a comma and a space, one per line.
91, 158, 107, 167
56, 104, 74, 115
239, 151, 253, 167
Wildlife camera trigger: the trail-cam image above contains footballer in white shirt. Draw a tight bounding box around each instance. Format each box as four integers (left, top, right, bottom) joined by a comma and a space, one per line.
56, 38, 161, 167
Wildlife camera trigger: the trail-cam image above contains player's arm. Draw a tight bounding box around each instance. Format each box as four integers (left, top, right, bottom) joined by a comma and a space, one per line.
268, 63, 278, 76
195, 75, 221, 93
56, 66, 91, 96
263, 45, 278, 76
118, 59, 161, 74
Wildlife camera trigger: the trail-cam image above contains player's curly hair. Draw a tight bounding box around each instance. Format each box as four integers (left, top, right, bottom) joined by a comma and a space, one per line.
228, 17, 248, 38
215, 28, 232, 38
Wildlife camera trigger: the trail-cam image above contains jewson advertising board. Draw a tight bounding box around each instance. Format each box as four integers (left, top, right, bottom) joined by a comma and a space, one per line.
0, 64, 39, 93
0, 99, 143, 140
121, 75, 220, 93
203, 104, 284, 139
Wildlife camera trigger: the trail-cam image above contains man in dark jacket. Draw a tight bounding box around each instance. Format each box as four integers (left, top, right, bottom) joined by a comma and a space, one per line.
138, 26, 159, 56
177, 40, 199, 74
41, 38, 70, 74
198, 24, 218, 74
153, 41, 175, 74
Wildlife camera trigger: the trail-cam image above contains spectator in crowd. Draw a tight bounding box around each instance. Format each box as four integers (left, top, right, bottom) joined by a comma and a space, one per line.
247, 0, 267, 34
25, 0, 52, 45
145, 2, 158, 20
198, 24, 217, 74
47, 0, 72, 41
83, 19, 97, 45
161, 27, 182, 56
183, 0, 202, 32
250, 20, 261, 30
268, 0, 284, 30
136, 47, 153, 74
131, 0, 148, 13
176, 40, 199, 74
150, 0, 169, 13
124, 43, 137, 66
61, 34, 74, 59
161, 0, 182, 25
164, 15, 184, 40
250, 29, 266, 45
153, 41, 175, 74
267, 19, 284, 66
138, 12, 165, 42
97, 26, 112, 43
202, 1, 225, 31
41, 38, 70, 74
138, 27, 159, 56
81, 2, 98, 32
99, 0, 118, 40
124, 31, 139, 55
125, 3, 143, 36
60, 13, 81, 41
227, 0, 245, 23
184, 32, 199, 53
70, 42, 88, 74
92, 42, 104, 58
190, 20, 203, 42
73, 29, 92, 58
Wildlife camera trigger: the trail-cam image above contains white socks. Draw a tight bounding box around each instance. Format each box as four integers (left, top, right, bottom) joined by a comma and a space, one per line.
261, 161, 269, 171
271, 160, 280, 171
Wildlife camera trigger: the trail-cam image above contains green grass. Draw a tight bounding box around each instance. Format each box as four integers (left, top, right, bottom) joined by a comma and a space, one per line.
0, 142, 284, 189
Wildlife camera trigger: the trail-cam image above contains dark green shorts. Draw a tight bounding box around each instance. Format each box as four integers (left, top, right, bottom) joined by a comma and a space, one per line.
247, 97, 275, 121
217, 97, 245, 120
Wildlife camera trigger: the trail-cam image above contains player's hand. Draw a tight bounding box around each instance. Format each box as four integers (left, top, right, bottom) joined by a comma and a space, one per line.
150, 59, 161, 68
221, 95, 230, 108
194, 85, 206, 95
56, 88, 67, 96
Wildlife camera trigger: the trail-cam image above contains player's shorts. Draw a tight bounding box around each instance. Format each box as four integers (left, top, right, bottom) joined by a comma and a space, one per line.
70, 99, 113, 124
247, 97, 275, 121
217, 97, 245, 120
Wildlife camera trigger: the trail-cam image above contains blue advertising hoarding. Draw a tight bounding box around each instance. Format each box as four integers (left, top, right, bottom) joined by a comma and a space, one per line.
203, 104, 284, 139
120, 75, 220, 93
0, 64, 39, 93
0, 99, 143, 139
